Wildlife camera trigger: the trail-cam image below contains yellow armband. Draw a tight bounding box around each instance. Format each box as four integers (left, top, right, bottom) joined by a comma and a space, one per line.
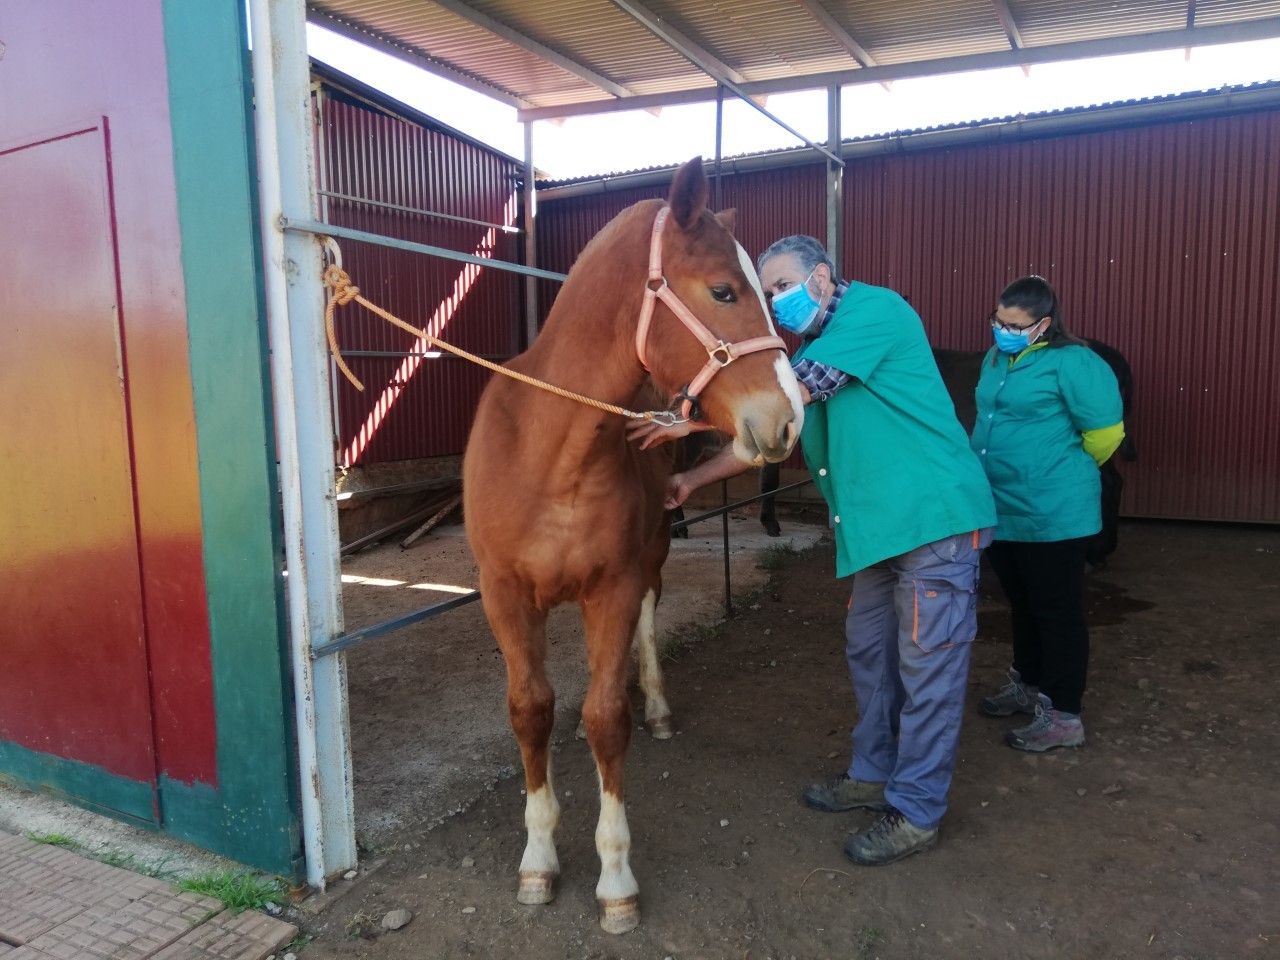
1082, 421, 1125, 466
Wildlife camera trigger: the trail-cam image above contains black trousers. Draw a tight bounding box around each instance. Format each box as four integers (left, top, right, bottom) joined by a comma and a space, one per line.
985, 537, 1091, 715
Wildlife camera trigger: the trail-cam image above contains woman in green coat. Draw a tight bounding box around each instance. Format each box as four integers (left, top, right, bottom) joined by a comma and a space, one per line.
971, 276, 1124, 752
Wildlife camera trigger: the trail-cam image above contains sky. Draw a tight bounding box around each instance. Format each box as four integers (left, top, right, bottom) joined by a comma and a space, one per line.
305, 26, 1280, 180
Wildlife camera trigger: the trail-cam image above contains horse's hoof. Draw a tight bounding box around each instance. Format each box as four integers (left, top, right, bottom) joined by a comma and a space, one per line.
597, 895, 640, 934
646, 715, 674, 740
517, 871, 557, 904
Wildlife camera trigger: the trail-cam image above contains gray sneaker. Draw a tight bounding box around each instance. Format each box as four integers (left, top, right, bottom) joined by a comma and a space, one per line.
844, 809, 939, 865
1006, 693, 1085, 752
980, 666, 1039, 717
802, 774, 888, 813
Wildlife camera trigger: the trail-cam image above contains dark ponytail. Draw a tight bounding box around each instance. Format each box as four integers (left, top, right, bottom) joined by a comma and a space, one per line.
999, 275, 1086, 348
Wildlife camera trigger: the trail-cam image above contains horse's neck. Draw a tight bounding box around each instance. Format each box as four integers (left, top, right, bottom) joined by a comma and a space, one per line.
524, 251, 648, 417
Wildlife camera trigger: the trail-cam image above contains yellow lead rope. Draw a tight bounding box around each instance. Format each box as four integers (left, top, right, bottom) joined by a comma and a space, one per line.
323, 264, 682, 424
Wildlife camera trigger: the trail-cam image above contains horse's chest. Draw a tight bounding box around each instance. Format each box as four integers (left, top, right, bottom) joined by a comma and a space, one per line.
512, 499, 646, 591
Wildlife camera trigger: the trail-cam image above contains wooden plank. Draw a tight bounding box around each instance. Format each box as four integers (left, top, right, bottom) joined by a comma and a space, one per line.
400, 493, 463, 548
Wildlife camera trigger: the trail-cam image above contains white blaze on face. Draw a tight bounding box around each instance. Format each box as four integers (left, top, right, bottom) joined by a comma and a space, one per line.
736, 241, 805, 443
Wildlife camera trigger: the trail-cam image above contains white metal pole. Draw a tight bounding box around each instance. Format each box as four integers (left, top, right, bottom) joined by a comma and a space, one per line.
826, 83, 844, 273
249, 0, 356, 890
522, 121, 538, 348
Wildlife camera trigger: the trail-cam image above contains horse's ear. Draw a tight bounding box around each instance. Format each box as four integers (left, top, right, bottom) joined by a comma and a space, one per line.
715, 208, 737, 236
668, 156, 707, 229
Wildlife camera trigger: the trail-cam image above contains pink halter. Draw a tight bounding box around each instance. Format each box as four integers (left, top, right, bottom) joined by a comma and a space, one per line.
634, 206, 787, 421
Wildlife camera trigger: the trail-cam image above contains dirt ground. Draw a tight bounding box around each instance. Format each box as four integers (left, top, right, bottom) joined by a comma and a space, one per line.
296, 515, 1280, 960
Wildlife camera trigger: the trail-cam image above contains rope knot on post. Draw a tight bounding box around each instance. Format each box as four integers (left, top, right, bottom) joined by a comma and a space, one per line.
323, 264, 365, 391
324, 264, 360, 305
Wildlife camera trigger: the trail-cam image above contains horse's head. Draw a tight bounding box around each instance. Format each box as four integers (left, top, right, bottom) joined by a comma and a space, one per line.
637, 158, 803, 464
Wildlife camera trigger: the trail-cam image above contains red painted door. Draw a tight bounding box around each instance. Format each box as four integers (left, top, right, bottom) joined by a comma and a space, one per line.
0, 124, 158, 812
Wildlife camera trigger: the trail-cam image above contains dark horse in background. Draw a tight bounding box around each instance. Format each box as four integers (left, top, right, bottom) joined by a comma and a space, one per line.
757, 339, 1135, 566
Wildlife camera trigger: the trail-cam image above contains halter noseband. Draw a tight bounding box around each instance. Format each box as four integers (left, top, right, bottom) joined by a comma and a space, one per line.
634, 206, 787, 421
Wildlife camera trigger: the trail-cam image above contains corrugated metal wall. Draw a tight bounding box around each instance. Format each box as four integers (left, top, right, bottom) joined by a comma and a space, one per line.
317, 85, 524, 465
841, 111, 1280, 523
538, 110, 1280, 522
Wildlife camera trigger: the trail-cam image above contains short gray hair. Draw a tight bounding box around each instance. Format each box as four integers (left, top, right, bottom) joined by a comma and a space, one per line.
757, 235, 837, 280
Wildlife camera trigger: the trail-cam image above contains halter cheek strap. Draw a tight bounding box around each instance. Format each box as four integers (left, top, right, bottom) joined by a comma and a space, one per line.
635, 207, 787, 420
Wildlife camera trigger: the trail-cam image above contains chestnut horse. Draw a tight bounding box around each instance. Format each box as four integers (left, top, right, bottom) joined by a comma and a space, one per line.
463, 158, 802, 934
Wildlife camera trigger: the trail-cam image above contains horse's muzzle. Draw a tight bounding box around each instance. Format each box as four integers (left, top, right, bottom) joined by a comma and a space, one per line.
734, 397, 802, 465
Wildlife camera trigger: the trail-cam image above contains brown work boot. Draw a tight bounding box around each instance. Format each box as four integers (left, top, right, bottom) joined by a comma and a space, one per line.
844, 809, 939, 865
802, 774, 888, 813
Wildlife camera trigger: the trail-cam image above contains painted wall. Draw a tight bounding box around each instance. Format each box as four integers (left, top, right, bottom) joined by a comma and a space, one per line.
0, 1, 300, 876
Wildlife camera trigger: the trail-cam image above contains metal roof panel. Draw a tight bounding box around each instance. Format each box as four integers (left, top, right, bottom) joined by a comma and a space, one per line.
309, 0, 1280, 109
1009, 0, 1186, 47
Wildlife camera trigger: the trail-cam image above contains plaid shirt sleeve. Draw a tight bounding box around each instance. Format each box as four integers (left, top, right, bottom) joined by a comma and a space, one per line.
791, 358, 852, 402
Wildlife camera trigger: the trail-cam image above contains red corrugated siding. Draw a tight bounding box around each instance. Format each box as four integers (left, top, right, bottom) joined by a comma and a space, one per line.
840, 112, 1280, 522
538, 111, 1280, 521
318, 88, 524, 464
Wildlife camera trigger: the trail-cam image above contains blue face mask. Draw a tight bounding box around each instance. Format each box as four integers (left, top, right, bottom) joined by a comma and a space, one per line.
993, 322, 1045, 355
771, 271, 821, 336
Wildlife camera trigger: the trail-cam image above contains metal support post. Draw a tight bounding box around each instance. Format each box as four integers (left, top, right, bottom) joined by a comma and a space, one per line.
826, 83, 844, 273
249, 0, 356, 890
713, 84, 725, 210
714, 87, 733, 619
523, 121, 539, 348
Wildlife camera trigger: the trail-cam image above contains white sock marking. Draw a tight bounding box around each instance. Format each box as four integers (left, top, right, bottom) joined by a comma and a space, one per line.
520, 762, 560, 877
634, 589, 670, 723
595, 771, 638, 901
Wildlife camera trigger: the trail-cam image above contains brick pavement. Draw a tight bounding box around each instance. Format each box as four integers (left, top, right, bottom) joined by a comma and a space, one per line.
0, 834, 296, 960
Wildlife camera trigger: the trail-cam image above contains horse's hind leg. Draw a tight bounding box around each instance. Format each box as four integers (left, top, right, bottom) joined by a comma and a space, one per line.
481, 574, 559, 905
633, 585, 673, 739
580, 579, 644, 934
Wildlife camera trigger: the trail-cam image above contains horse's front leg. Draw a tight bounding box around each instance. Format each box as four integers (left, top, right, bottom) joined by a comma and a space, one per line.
480, 573, 559, 905
580, 578, 645, 934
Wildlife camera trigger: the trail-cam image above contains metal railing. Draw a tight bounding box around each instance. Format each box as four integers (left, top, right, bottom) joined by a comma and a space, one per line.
314, 477, 814, 659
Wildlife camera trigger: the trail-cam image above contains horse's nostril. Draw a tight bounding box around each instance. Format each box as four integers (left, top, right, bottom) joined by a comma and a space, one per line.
783, 420, 797, 448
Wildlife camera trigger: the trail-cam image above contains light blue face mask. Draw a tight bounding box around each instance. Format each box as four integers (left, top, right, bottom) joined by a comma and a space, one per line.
992, 321, 1045, 355
771, 270, 821, 336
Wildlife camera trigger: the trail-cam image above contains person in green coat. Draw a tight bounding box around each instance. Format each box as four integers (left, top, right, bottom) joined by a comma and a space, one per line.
631, 236, 995, 866
973, 276, 1125, 752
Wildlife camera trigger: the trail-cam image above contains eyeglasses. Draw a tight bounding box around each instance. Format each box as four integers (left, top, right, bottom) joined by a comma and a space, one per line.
988, 310, 1044, 334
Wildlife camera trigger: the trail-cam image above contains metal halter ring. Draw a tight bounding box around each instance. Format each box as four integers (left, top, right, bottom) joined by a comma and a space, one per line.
644, 409, 690, 427
708, 342, 735, 367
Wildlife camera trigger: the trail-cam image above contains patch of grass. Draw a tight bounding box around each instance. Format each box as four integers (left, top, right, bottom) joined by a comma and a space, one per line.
345, 908, 379, 939
285, 932, 314, 952
26, 832, 80, 849
756, 539, 801, 571
98, 849, 138, 870
178, 870, 286, 915
96, 849, 180, 879
856, 925, 885, 960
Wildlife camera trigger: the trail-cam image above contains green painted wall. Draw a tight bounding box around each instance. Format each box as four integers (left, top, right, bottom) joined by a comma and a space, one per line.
162, 0, 301, 877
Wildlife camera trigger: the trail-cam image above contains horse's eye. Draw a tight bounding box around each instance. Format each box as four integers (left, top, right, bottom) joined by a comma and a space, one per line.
709, 285, 736, 303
